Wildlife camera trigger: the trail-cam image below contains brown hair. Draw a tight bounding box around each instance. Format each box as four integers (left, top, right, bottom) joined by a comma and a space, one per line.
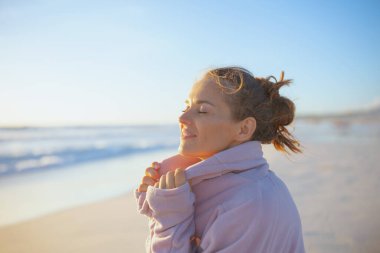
207, 66, 302, 154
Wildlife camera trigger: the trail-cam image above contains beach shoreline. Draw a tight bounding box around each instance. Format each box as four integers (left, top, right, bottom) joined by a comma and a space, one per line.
0, 148, 177, 228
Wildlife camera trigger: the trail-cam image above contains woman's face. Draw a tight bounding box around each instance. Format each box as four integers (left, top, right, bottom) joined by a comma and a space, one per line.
178, 76, 242, 159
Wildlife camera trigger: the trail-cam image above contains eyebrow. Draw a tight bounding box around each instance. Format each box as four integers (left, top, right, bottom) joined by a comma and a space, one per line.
185, 99, 215, 106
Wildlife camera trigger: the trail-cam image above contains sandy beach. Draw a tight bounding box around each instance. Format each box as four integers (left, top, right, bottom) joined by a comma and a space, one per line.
0, 120, 379, 253
0, 191, 147, 253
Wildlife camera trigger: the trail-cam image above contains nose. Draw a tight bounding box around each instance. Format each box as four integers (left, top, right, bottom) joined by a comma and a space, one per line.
178, 110, 191, 125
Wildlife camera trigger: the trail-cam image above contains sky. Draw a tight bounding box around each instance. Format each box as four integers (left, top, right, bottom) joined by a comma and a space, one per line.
0, 0, 379, 126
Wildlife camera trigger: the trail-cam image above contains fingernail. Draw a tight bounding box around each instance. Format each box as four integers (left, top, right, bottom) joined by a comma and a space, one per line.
153, 162, 160, 170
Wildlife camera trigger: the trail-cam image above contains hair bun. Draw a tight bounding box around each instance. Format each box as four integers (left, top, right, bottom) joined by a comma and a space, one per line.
272, 96, 295, 126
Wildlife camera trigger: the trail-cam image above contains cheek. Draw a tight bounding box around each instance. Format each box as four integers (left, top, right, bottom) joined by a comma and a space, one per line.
198, 118, 218, 138
199, 119, 234, 145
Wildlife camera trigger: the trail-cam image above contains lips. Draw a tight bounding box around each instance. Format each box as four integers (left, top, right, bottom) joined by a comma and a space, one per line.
181, 129, 197, 139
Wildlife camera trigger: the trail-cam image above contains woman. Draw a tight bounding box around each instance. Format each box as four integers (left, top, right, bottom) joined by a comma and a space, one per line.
135, 67, 305, 252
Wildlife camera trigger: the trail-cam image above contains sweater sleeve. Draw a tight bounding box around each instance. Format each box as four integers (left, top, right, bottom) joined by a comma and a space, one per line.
145, 183, 196, 253
135, 190, 153, 218
134, 189, 156, 252
199, 200, 305, 253
134, 183, 196, 253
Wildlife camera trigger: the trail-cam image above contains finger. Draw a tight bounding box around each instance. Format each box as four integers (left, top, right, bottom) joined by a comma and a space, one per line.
142, 176, 157, 186
138, 184, 148, 193
145, 167, 160, 180
166, 171, 175, 189
154, 182, 159, 188
159, 174, 166, 189
174, 168, 186, 187
151, 162, 160, 171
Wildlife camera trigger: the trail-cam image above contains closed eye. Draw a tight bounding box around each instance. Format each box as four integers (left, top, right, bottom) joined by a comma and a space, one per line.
181, 106, 207, 114
182, 104, 207, 114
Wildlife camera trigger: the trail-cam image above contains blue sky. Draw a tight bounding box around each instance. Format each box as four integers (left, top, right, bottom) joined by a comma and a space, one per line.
0, 0, 379, 126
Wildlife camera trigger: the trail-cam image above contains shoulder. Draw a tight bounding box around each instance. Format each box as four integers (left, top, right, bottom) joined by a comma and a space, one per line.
220, 169, 300, 222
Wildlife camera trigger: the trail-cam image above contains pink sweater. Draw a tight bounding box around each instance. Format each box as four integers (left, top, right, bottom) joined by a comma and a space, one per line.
134, 141, 305, 252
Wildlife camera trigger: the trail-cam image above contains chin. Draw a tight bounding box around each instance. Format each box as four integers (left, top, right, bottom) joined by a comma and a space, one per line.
178, 146, 195, 157
178, 144, 214, 160
178, 143, 201, 158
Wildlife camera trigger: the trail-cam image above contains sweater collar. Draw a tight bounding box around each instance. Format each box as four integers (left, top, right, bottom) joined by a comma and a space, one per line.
185, 141, 269, 186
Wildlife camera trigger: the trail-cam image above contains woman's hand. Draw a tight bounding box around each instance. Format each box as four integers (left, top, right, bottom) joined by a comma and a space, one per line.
137, 162, 188, 192
137, 162, 161, 193
154, 168, 187, 189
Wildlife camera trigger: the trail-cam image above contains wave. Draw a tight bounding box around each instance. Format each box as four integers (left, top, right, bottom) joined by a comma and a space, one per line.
0, 125, 180, 177
0, 143, 177, 176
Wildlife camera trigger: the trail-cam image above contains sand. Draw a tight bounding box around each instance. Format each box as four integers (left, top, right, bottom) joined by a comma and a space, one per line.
0, 191, 147, 253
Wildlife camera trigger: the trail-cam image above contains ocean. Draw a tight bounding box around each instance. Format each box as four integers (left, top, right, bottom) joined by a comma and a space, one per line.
0, 125, 181, 177
1, 120, 377, 179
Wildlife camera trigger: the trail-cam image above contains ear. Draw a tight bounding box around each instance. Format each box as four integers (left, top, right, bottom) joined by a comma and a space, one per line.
235, 117, 256, 142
